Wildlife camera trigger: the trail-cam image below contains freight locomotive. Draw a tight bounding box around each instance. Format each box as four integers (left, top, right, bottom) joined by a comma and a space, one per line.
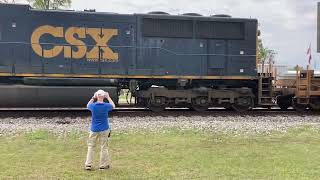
0, 3, 275, 111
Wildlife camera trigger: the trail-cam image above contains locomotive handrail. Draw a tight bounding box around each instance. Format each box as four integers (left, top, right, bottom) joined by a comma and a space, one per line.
310, 83, 320, 88
0, 41, 257, 57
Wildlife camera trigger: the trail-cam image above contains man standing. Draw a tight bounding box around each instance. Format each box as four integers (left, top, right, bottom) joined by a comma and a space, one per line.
85, 89, 115, 170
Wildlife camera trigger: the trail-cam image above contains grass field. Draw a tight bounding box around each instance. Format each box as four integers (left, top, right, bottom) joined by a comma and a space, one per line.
1, 128, 320, 179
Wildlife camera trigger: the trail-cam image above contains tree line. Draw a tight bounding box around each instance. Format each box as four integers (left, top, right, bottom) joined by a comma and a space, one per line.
0, 0, 71, 9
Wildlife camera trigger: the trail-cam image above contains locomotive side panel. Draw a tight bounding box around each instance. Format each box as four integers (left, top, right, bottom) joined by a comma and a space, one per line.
0, 4, 136, 77
134, 15, 257, 79
0, 4, 257, 80
28, 11, 135, 76
134, 17, 205, 76
0, 4, 31, 74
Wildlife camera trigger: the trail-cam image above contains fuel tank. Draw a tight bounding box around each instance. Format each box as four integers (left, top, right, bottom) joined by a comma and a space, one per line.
0, 85, 118, 108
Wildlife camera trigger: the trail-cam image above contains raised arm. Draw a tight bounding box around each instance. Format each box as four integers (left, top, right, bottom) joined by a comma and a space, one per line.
105, 92, 116, 109
86, 95, 95, 109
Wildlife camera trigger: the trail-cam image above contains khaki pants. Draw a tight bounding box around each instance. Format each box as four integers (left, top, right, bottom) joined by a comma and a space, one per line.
85, 129, 110, 168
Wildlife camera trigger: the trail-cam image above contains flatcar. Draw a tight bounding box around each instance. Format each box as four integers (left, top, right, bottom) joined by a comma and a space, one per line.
0, 3, 272, 111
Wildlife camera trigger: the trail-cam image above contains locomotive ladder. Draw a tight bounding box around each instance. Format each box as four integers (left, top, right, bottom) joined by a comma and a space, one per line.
295, 70, 312, 105
258, 73, 274, 106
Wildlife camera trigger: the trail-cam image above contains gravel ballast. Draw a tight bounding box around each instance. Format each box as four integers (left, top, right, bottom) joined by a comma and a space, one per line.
1, 111, 320, 135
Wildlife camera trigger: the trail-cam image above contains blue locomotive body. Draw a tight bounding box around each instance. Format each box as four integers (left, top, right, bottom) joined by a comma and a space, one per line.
0, 4, 260, 110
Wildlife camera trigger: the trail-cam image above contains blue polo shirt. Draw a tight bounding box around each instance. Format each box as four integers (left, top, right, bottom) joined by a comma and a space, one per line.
88, 102, 113, 132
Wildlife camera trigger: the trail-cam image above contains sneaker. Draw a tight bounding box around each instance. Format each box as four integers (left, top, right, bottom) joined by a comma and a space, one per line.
99, 165, 110, 170
85, 165, 92, 170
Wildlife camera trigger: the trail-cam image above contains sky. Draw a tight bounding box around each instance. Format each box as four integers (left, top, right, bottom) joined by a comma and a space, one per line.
16, 0, 320, 68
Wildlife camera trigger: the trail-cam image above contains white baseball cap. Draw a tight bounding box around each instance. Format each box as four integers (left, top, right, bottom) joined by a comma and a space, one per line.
95, 89, 106, 97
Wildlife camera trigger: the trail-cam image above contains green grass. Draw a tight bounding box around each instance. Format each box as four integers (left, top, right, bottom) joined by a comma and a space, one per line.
1, 128, 320, 179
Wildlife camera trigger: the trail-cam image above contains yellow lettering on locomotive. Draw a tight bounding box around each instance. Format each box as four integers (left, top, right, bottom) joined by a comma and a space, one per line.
30, 25, 119, 62
64, 27, 87, 59
86, 28, 119, 61
85, 28, 100, 60
31, 25, 64, 58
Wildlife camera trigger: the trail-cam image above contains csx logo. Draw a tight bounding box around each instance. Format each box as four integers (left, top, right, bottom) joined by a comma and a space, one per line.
31, 25, 118, 62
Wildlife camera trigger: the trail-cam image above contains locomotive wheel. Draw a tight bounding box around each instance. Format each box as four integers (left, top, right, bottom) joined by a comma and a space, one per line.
224, 106, 234, 111
191, 97, 209, 112
148, 97, 167, 112
278, 104, 290, 110
222, 103, 234, 111
231, 97, 253, 112
292, 98, 307, 112
276, 95, 292, 110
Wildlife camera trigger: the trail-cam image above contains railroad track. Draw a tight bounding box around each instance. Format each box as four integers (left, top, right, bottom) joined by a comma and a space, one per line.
0, 108, 312, 119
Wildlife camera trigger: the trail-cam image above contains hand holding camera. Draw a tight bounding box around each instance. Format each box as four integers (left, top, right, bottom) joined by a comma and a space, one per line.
104, 92, 110, 98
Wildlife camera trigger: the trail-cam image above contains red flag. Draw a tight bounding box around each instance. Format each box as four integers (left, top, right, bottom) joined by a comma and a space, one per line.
307, 44, 312, 64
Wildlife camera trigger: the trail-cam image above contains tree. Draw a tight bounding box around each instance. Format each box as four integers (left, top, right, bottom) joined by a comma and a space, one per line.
257, 38, 276, 65
0, 0, 16, 3
294, 65, 304, 71
27, 0, 71, 9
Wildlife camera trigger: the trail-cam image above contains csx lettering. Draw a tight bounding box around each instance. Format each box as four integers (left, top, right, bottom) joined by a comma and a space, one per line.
30, 25, 118, 61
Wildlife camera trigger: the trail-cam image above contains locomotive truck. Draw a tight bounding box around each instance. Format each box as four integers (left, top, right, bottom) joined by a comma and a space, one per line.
0, 3, 275, 111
